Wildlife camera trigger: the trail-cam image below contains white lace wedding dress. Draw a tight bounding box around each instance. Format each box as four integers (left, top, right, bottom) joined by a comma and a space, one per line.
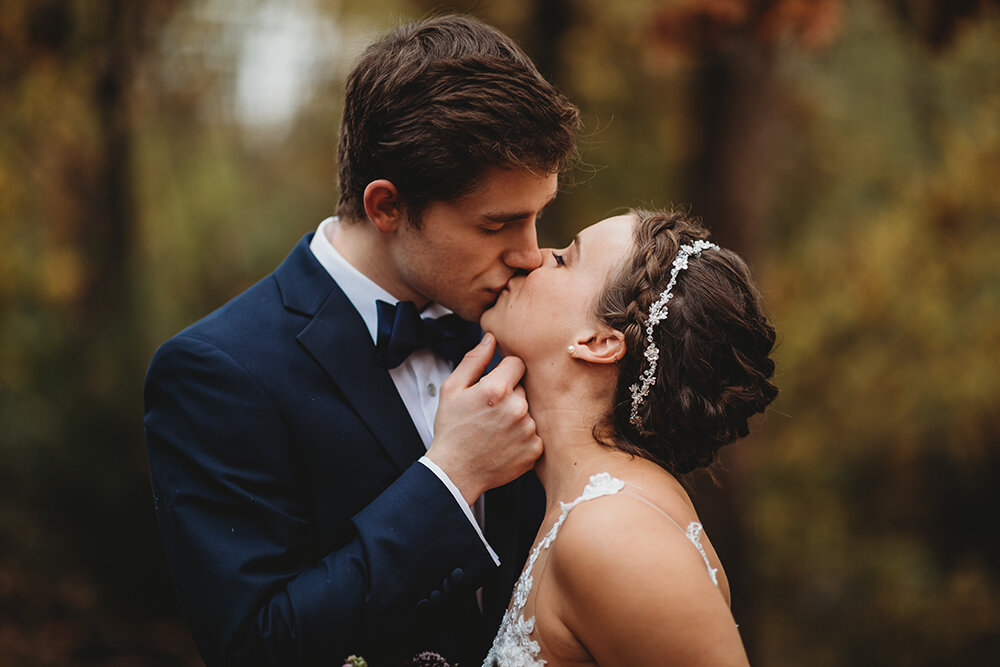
483, 472, 720, 667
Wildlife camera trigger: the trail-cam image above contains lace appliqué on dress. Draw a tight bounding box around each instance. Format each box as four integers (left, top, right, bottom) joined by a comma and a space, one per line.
483, 473, 624, 667
684, 521, 719, 586
482, 472, 719, 666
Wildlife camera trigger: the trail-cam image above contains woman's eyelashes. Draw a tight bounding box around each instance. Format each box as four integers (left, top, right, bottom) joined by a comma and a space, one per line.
552, 252, 566, 266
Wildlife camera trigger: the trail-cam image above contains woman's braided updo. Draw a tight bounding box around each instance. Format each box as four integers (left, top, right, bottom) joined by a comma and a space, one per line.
595, 209, 778, 475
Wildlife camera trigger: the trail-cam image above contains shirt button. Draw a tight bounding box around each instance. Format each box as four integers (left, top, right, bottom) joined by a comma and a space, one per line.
427, 383, 437, 397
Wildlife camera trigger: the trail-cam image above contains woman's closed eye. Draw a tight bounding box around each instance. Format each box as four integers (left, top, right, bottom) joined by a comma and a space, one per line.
552, 252, 566, 266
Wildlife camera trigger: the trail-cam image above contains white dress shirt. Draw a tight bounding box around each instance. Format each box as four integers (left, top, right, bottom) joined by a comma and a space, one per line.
309, 217, 499, 566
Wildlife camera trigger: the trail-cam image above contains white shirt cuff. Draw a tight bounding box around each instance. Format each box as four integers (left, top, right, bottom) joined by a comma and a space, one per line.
418, 456, 500, 566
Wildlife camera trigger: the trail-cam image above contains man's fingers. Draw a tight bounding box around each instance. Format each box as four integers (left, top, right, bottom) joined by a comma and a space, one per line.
481, 355, 526, 393
510, 385, 530, 419
525, 434, 544, 462
444, 333, 496, 390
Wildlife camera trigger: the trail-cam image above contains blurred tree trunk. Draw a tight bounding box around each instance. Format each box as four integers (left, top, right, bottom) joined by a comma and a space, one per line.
685, 40, 778, 659
523, 0, 573, 83
647, 1, 843, 654
86, 0, 137, 325
79, 0, 187, 611
10, 0, 185, 611
687, 49, 776, 261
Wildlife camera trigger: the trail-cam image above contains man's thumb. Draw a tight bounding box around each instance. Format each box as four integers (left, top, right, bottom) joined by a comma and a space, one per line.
447, 333, 496, 388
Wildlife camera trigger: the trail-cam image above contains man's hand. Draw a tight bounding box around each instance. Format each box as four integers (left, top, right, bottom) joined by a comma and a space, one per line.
426, 333, 543, 505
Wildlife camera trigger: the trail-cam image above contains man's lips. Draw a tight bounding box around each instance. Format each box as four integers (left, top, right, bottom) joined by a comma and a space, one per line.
484, 283, 510, 308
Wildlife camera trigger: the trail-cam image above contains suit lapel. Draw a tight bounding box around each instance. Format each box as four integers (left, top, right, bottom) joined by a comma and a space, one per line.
276, 235, 425, 473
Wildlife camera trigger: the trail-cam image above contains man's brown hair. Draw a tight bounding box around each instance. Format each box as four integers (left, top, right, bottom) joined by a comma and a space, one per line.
336, 15, 579, 224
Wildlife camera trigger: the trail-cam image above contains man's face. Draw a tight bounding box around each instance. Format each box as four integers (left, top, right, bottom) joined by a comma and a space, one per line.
481, 214, 634, 364
388, 167, 558, 321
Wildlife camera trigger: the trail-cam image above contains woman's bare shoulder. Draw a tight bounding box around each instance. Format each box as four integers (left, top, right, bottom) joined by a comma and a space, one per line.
546, 493, 748, 666
550, 491, 714, 593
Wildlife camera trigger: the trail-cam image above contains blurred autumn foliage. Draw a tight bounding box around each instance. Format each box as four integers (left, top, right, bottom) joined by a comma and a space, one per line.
2, 0, 998, 664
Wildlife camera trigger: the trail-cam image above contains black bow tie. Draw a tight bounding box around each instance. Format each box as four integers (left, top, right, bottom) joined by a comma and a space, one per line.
375, 300, 482, 369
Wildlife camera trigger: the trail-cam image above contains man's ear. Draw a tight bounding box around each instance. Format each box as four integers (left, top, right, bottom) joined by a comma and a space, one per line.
569, 327, 626, 365
363, 179, 404, 233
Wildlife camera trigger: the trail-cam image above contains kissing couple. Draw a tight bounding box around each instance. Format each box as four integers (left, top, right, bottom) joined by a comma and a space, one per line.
144, 15, 777, 667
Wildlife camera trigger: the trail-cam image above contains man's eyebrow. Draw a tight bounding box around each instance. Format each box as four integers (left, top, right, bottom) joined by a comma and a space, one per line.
480, 210, 534, 223
480, 192, 558, 223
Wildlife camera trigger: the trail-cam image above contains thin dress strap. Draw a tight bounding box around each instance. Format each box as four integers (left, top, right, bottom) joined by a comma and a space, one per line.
620, 486, 719, 586
483, 473, 625, 667
482, 473, 721, 667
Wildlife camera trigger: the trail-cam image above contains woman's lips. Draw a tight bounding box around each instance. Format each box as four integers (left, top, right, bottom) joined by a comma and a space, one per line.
487, 282, 510, 298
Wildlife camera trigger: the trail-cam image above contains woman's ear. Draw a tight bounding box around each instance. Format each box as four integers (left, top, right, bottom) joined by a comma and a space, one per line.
569, 328, 626, 365
363, 179, 404, 233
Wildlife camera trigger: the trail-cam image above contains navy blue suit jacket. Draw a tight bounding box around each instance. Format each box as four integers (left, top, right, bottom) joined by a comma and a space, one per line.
144, 235, 543, 666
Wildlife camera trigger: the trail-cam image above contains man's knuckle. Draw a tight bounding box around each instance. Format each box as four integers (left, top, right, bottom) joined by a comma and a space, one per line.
503, 402, 525, 423
504, 356, 526, 372
528, 438, 543, 456
481, 383, 506, 405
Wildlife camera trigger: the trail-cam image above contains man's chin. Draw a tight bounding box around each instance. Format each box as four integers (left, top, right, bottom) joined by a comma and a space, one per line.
454, 300, 493, 324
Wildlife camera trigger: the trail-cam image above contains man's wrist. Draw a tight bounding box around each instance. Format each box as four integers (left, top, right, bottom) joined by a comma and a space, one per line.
423, 448, 483, 505
417, 456, 499, 565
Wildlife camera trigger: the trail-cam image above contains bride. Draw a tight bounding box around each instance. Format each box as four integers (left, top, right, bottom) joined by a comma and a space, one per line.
478, 209, 777, 666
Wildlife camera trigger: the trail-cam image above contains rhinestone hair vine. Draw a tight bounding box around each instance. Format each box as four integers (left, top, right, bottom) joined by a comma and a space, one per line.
629, 239, 720, 427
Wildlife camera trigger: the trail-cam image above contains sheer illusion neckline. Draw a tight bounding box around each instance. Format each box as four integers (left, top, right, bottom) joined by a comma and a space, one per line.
482, 472, 719, 667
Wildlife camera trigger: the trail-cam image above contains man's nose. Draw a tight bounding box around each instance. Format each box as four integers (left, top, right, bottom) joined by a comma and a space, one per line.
503, 224, 543, 271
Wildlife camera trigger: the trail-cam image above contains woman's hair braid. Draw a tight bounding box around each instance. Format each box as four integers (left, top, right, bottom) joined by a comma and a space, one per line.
594, 209, 778, 476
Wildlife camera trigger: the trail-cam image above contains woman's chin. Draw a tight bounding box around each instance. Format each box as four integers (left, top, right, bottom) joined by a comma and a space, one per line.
481, 312, 524, 358
479, 321, 508, 356
479, 308, 498, 336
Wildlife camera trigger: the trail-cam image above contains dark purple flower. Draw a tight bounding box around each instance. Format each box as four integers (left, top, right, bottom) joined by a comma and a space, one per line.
405, 650, 454, 667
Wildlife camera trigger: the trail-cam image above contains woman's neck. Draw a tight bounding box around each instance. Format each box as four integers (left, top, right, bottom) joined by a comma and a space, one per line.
522, 366, 634, 509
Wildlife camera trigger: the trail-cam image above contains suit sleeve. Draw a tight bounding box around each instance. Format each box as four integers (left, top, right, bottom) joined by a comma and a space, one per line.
144, 334, 496, 666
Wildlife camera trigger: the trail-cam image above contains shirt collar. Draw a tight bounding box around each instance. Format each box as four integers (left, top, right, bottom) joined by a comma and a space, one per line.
309, 216, 452, 345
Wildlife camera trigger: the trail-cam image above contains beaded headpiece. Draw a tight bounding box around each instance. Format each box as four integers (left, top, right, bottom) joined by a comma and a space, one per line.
629, 239, 720, 427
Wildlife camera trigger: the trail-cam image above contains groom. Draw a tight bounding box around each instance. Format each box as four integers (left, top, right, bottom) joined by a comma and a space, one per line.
144, 15, 579, 667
